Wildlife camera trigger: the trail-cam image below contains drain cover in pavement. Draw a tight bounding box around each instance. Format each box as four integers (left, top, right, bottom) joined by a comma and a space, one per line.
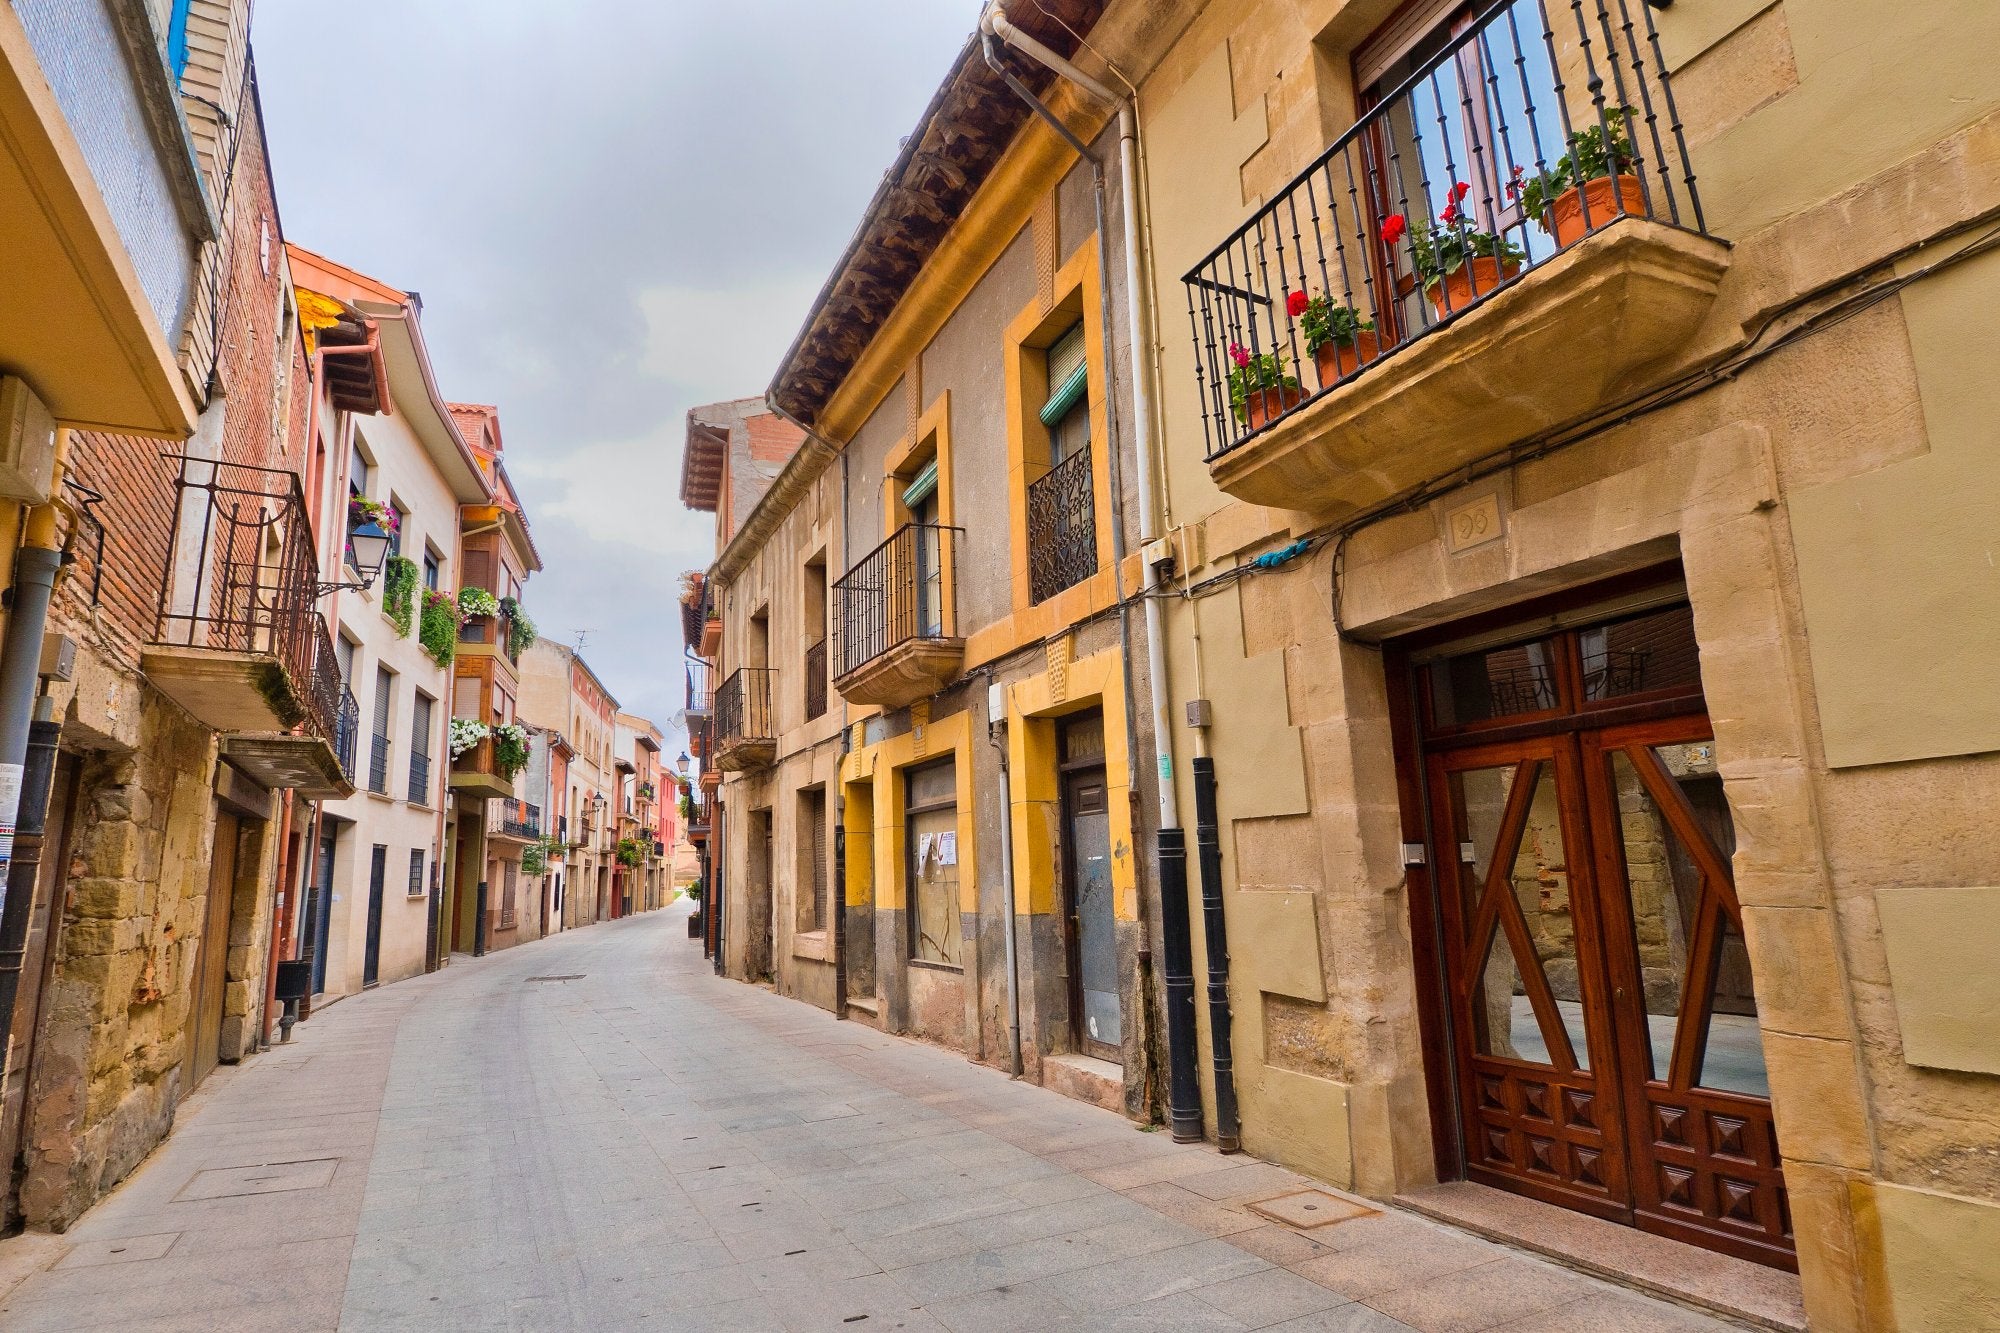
174, 1158, 339, 1202
1247, 1189, 1377, 1229
526, 975, 585, 983
56, 1232, 181, 1268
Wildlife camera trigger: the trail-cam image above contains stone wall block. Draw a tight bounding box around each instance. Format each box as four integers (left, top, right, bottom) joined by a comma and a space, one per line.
1764, 1031, 1873, 1170
1741, 904, 1855, 1041
1781, 1159, 1870, 1333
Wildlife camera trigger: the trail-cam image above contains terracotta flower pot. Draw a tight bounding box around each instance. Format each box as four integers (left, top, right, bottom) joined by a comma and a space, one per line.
1545, 173, 1644, 248
1426, 258, 1522, 317
1236, 385, 1304, 431
1314, 329, 1382, 388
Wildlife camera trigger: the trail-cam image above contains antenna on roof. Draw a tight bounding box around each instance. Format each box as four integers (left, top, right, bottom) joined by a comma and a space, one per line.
572, 630, 591, 652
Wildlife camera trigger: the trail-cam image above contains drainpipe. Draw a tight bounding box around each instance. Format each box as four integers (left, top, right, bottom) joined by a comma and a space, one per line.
981, 9, 1202, 1142
1192, 756, 1240, 1150
990, 681, 1023, 1077
0, 428, 72, 1049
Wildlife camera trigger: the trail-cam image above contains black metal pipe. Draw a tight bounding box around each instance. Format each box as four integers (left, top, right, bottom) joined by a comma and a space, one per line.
473, 878, 488, 957
1192, 757, 1239, 1151
712, 803, 726, 975
0, 717, 61, 1045
832, 820, 847, 1019
1156, 827, 1202, 1141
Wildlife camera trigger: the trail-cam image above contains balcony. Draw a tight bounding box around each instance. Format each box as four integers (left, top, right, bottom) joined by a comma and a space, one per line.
143, 462, 354, 799
1182, 0, 1728, 515
368, 731, 391, 796
712, 667, 776, 771
687, 790, 711, 843
408, 752, 431, 806
450, 735, 517, 801
496, 798, 541, 842
1027, 446, 1097, 604
832, 524, 963, 710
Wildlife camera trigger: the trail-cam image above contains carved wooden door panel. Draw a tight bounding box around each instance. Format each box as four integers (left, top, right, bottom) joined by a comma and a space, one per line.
1427, 736, 1632, 1222
1583, 717, 1793, 1268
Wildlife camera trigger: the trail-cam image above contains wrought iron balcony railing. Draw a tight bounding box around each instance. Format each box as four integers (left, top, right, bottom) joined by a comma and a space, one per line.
408, 752, 430, 806
334, 685, 360, 779
501, 799, 541, 839
804, 638, 828, 721
832, 524, 961, 680
369, 732, 391, 796
1183, 0, 1704, 459
153, 459, 346, 747
713, 667, 775, 750
1027, 446, 1097, 604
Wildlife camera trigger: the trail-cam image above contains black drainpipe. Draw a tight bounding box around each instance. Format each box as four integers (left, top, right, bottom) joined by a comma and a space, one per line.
0, 714, 61, 1041
712, 803, 726, 975
1157, 827, 1203, 1141
832, 820, 847, 1019
1193, 757, 1240, 1151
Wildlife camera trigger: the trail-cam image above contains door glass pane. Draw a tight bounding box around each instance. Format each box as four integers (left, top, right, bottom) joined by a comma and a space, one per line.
1580, 605, 1701, 702
1429, 637, 1559, 727
1450, 763, 1591, 1068
1609, 748, 1769, 1097
1071, 793, 1119, 1047
910, 805, 960, 965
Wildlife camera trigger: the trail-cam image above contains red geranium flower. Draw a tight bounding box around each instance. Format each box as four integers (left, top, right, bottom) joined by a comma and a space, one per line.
1439, 201, 1460, 225
1450, 181, 1471, 203
1228, 342, 1251, 368
1380, 214, 1408, 244
1286, 289, 1310, 318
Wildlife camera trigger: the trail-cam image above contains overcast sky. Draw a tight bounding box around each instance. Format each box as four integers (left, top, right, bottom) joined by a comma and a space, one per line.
254, 1, 978, 743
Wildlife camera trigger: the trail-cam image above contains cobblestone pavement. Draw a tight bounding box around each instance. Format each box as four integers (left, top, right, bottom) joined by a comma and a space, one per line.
0, 906, 1739, 1331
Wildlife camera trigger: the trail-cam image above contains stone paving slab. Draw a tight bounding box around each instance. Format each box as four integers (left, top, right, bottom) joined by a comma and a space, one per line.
0, 906, 1745, 1331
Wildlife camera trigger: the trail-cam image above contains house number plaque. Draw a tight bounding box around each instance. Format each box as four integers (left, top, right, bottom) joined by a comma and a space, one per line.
1444, 493, 1505, 553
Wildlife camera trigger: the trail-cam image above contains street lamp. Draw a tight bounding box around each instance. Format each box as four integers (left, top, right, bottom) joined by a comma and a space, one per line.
676, 751, 690, 775
319, 518, 393, 595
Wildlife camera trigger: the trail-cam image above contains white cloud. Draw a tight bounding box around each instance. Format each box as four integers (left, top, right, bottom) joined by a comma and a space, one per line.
637, 273, 825, 398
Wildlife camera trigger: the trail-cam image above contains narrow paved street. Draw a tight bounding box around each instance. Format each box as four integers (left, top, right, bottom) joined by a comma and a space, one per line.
0, 908, 1734, 1332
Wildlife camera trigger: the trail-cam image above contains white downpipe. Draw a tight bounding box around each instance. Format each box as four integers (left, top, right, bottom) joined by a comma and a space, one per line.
982, 6, 1179, 829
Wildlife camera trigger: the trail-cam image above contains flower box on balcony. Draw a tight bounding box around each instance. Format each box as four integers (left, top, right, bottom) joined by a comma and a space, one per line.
1207, 222, 1728, 514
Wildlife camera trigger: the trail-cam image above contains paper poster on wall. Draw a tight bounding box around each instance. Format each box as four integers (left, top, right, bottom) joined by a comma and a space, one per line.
917, 832, 936, 872
936, 831, 956, 866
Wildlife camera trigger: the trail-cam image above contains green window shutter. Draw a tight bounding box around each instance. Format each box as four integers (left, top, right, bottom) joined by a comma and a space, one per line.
900, 459, 940, 511
1040, 324, 1089, 426
1039, 363, 1090, 428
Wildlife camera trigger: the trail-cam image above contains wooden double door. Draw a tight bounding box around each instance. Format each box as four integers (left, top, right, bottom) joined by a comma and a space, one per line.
1408, 594, 1793, 1268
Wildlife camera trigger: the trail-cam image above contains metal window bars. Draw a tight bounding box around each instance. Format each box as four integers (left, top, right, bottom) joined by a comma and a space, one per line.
832, 524, 962, 680
369, 731, 391, 796
804, 638, 829, 721
1182, 0, 1704, 460
408, 751, 430, 806
1027, 445, 1097, 604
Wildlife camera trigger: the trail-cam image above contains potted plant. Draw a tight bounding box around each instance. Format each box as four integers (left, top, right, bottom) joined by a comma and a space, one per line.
458, 586, 501, 620
1383, 183, 1525, 317
1512, 111, 1642, 248
420, 590, 463, 667
491, 722, 530, 779
498, 595, 537, 656
1225, 342, 1301, 430
448, 717, 489, 759
381, 555, 419, 637
1287, 289, 1379, 388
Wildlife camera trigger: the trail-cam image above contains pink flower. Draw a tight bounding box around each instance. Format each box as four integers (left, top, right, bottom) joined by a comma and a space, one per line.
1286, 290, 1310, 318
1379, 214, 1408, 245
1504, 166, 1525, 199
1228, 342, 1251, 368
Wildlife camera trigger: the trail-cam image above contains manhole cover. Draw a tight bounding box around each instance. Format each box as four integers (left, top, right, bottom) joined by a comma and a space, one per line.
174, 1158, 340, 1202
526, 975, 585, 983
1247, 1189, 1377, 1229
56, 1232, 180, 1268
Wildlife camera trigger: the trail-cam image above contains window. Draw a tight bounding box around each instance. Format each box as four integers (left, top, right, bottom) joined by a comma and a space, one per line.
407, 849, 426, 899
905, 759, 960, 966
409, 693, 433, 805
803, 557, 828, 721
797, 787, 827, 932
349, 442, 370, 500
388, 501, 408, 558
1028, 322, 1097, 603
423, 547, 441, 591
369, 666, 394, 796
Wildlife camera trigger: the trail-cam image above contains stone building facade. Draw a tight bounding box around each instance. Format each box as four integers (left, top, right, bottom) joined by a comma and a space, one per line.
1, 20, 348, 1228
689, 0, 2000, 1325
